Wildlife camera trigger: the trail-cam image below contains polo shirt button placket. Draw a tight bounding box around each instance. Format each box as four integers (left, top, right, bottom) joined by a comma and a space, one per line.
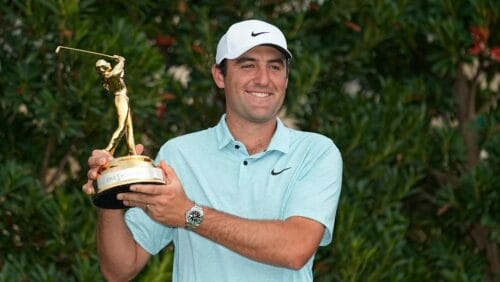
238, 159, 251, 187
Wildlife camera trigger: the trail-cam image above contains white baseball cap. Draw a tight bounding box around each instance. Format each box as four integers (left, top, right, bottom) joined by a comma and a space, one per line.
215, 19, 292, 64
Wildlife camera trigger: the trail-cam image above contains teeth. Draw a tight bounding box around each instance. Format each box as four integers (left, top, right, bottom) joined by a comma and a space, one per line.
249, 92, 270, 97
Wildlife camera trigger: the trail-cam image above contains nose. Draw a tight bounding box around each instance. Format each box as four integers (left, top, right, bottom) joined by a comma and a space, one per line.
253, 66, 270, 86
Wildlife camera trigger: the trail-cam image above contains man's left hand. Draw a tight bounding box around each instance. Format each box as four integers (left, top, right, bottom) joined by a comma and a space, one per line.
117, 161, 193, 227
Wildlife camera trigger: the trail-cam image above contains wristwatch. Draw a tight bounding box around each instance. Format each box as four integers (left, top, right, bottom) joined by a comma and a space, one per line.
185, 203, 204, 230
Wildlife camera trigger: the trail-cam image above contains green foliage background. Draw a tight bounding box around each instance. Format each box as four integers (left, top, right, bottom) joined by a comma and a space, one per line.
1, 0, 499, 281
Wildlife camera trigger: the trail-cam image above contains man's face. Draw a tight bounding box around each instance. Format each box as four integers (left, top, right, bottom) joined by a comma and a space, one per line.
213, 45, 289, 124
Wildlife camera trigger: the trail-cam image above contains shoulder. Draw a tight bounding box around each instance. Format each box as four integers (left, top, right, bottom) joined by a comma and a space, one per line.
285, 128, 343, 171
289, 128, 340, 153
157, 127, 215, 155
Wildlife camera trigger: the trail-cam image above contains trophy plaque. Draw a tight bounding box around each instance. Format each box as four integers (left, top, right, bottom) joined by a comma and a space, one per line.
93, 155, 164, 209
56, 46, 165, 209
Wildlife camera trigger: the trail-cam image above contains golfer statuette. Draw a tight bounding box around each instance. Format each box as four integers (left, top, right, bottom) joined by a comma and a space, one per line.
56, 46, 165, 209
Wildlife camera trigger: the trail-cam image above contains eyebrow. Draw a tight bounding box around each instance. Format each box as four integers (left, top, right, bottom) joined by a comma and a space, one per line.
234, 56, 285, 66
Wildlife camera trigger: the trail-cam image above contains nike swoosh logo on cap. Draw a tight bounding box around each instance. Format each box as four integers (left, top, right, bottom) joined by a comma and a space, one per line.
251, 31, 269, 37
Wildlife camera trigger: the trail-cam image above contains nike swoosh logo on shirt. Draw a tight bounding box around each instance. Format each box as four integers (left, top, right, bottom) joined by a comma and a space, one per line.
271, 167, 292, 175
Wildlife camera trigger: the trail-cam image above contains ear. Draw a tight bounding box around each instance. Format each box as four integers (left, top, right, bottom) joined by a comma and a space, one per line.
211, 64, 225, 89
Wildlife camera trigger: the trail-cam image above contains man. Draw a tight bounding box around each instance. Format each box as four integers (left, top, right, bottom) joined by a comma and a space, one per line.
95, 55, 136, 155
83, 19, 342, 281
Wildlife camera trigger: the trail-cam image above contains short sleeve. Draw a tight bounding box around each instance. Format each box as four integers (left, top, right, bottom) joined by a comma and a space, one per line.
125, 207, 174, 255
283, 142, 342, 246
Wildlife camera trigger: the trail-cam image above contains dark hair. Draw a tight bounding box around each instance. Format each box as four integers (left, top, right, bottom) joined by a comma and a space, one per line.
216, 59, 228, 76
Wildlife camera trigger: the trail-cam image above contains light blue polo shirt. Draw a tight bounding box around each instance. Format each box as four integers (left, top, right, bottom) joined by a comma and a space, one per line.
125, 115, 342, 282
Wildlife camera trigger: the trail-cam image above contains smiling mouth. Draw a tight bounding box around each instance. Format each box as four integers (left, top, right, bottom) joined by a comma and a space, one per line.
247, 91, 271, 97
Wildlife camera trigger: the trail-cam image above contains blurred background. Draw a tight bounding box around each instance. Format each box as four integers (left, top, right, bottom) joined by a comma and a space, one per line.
1, 0, 499, 281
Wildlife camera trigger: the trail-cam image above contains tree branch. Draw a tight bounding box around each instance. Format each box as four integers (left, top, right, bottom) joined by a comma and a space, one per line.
45, 143, 76, 193
453, 65, 480, 167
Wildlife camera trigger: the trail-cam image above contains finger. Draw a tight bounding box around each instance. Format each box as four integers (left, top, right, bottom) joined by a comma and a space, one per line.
87, 151, 113, 183
87, 168, 100, 181
135, 144, 144, 155
88, 150, 112, 168
82, 180, 95, 195
92, 149, 112, 159
158, 161, 169, 180
159, 161, 178, 184
129, 183, 163, 195
121, 199, 146, 208
159, 161, 175, 176
117, 192, 151, 206
120, 198, 141, 208
159, 160, 168, 172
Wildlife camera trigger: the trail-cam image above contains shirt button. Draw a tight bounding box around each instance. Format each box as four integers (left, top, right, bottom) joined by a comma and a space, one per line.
235, 145, 240, 149
243, 160, 248, 166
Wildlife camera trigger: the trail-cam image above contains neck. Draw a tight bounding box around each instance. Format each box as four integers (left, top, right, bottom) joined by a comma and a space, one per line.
225, 115, 277, 155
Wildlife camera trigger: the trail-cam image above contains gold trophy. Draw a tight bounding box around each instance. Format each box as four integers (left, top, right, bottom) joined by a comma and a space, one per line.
56, 46, 165, 209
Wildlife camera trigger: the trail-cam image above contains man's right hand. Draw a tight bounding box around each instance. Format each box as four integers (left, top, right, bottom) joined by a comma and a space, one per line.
82, 149, 113, 195
82, 144, 144, 195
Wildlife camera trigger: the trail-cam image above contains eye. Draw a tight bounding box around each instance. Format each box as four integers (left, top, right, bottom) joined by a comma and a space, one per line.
241, 64, 255, 69
269, 64, 282, 71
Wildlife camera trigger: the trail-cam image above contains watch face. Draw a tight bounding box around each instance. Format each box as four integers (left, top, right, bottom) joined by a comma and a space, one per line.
186, 205, 204, 229
188, 210, 202, 224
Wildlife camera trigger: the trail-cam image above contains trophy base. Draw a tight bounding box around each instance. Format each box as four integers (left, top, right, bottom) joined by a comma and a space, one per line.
92, 181, 163, 209
92, 155, 165, 209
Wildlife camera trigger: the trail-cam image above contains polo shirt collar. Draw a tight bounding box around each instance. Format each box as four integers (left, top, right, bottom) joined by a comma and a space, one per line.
215, 114, 290, 154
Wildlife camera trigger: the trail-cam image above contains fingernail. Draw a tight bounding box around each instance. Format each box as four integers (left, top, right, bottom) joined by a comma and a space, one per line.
117, 194, 123, 200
